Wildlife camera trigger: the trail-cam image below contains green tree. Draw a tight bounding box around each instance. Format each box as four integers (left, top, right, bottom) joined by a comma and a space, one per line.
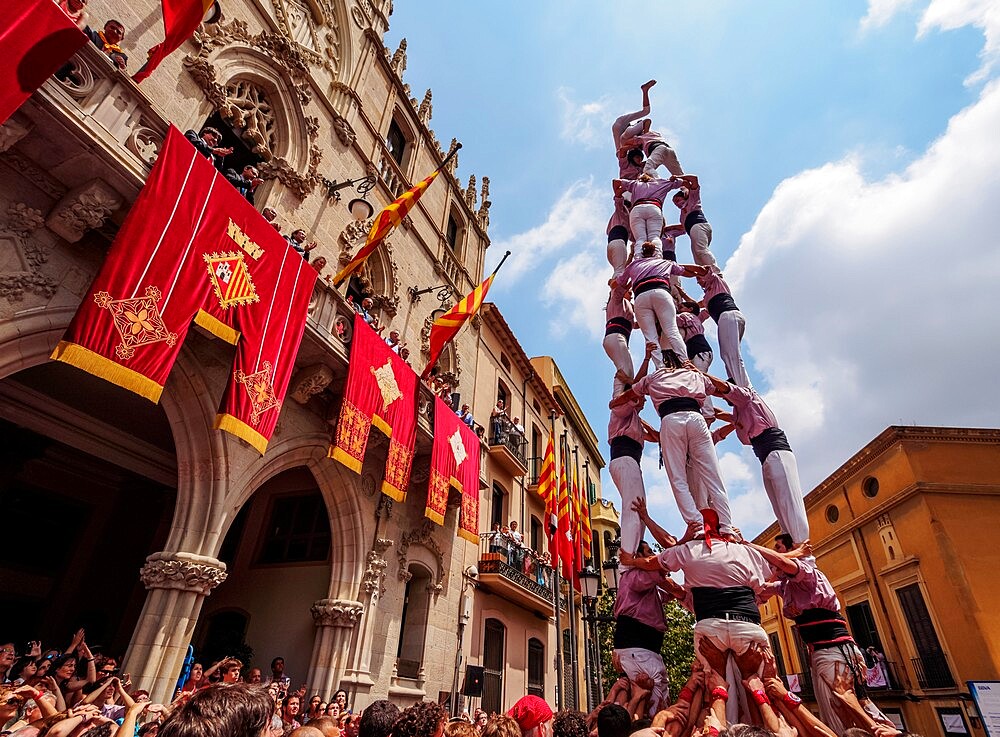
595, 589, 695, 700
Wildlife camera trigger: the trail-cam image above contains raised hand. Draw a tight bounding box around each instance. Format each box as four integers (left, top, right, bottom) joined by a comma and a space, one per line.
698, 637, 729, 681
734, 641, 766, 676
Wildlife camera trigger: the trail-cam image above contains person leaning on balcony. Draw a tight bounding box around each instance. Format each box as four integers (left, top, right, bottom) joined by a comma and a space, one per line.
57, 0, 89, 30
225, 164, 264, 205
85, 19, 127, 70
184, 127, 233, 168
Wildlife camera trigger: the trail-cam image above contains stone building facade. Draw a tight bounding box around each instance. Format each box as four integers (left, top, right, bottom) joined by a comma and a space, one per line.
0, 0, 611, 712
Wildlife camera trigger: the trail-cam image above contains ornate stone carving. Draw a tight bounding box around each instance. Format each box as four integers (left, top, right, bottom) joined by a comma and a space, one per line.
332, 113, 356, 147
417, 89, 432, 124
396, 519, 445, 595
126, 123, 163, 167
478, 176, 492, 231
0, 117, 32, 154
390, 38, 407, 76
362, 538, 392, 597
283, 0, 317, 50
0, 150, 66, 200
139, 552, 227, 595
351, 4, 368, 29
0, 203, 57, 303
464, 175, 477, 208
258, 145, 323, 199
225, 79, 277, 156
360, 472, 377, 498
289, 363, 334, 404
311, 598, 364, 627
53, 57, 96, 100
46, 179, 123, 244
447, 138, 459, 174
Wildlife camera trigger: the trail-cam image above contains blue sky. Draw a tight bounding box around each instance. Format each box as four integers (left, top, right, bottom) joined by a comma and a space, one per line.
386, 1, 1000, 540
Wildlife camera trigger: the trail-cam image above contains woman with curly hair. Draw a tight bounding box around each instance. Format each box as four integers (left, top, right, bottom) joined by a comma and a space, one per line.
392, 701, 447, 737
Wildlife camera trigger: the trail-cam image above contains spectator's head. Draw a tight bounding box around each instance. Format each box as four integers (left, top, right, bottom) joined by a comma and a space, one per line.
262, 207, 278, 222
636, 540, 652, 557
220, 657, 242, 683
327, 702, 342, 720
672, 189, 688, 209
134, 690, 151, 702
482, 716, 521, 737
400, 347, 410, 360
159, 683, 274, 737
392, 701, 447, 737
0, 643, 17, 673
289, 728, 325, 737
290, 230, 307, 244
188, 663, 204, 682
103, 20, 125, 43
201, 127, 223, 147
507, 695, 553, 737
271, 657, 285, 675
445, 720, 477, 737
66, 0, 86, 11
461, 404, 470, 412
284, 694, 301, 720
773, 534, 794, 553
333, 690, 347, 708
307, 718, 340, 737
247, 667, 263, 685
358, 700, 399, 737
361, 297, 374, 310
551, 711, 587, 737
626, 149, 643, 168
243, 165, 260, 179
52, 654, 77, 681
596, 705, 631, 737
510, 521, 518, 531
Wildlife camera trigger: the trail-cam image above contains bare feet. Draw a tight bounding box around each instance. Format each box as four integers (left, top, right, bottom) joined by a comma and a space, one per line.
642, 80, 657, 93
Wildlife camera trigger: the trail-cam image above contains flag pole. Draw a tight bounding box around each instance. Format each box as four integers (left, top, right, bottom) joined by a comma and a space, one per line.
549, 414, 564, 711
564, 432, 580, 708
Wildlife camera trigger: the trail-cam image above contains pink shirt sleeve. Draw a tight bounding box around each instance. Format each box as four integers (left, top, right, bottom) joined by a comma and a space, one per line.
657, 546, 684, 572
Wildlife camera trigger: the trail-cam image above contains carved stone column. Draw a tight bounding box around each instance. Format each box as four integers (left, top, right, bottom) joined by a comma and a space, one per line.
122, 552, 227, 704
342, 538, 392, 704
306, 598, 364, 698
45, 178, 123, 243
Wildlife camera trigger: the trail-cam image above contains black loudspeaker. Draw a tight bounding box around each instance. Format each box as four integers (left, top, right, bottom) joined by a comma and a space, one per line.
462, 665, 484, 697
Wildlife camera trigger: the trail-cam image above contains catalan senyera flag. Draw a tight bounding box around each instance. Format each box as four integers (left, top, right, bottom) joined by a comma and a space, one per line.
580, 475, 593, 562
556, 441, 576, 584
334, 169, 442, 287
0, 0, 86, 125
51, 126, 316, 454
133, 0, 219, 84
421, 271, 497, 380
572, 462, 584, 566
536, 434, 559, 572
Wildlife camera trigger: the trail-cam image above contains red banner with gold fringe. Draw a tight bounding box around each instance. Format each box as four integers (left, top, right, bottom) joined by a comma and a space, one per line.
0, 0, 86, 125
50, 126, 316, 454
426, 395, 480, 543
329, 313, 417, 500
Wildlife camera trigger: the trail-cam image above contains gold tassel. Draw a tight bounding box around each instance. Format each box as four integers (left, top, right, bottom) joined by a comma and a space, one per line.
329, 445, 363, 473
195, 309, 241, 345
50, 341, 163, 402
215, 413, 268, 454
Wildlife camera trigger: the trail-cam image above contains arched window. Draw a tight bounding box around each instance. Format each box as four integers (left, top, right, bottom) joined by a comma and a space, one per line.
482, 619, 506, 714
527, 638, 545, 697
490, 482, 507, 531
396, 564, 433, 679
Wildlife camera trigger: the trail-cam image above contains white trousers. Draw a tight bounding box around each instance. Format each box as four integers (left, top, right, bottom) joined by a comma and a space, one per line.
717, 309, 751, 388
761, 449, 810, 544
690, 350, 715, 420
610, 455, 646, 556
634, 289, 687, 365
603, 333, 634, 381
694, 619, 770, 725
811, 644, 893, 737
615, 647, 670, 715
642, 143, 684, 177
688, 222, 718, 270
658, 411, 732, 533
629, 203, 663, 253
607, 238, 628, 280
613, 107, 649, 147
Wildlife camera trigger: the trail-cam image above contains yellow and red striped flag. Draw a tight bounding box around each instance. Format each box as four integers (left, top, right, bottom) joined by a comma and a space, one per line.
580, 474, 593, 561
537, 434, 560, 571
557, 441, 576, 585
133, 0, 220, 83
420, 251, 510, 379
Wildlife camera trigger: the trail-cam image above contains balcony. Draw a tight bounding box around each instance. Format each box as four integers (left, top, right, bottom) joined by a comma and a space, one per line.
911, 654, 955, 690
477, 533, 554, 617
526, 456, 542, 490
487, 418, 528, 476
865, 660, 903, 692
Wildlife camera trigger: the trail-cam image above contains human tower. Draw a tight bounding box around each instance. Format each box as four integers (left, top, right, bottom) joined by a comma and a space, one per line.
595, 81, 898, 737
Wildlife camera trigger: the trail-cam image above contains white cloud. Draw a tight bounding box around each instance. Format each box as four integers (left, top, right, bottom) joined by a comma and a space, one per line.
725, 72, 1000, 493
542, 251, 608, 339
557, 87, 613, 149
860, 0, 919, 31
490, 179, 607, 283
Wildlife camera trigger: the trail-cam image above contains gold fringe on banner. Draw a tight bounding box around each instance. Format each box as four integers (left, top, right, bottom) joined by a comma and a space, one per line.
329, 445, 363, 473
50, 341, 164, 402
215, 413, 268, 455
195, 309, 240, 345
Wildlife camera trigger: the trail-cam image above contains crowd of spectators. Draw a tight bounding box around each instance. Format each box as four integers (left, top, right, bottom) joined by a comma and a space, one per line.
486, 521, 552, 587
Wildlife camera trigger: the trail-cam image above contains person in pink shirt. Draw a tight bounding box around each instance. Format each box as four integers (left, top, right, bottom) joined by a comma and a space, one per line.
619, 124, 685, 179
676, 301, 715, 419
612, 80, 657, 178
613, 175, 684, 259
607, 193, 632, 282
611, 352, 733, 537
705, 375, 808, 544
747, 536, 896, 736
609, 343, 658, 555
617, 242, 706, 366
670, 175, 718, 271
604, 284, 637, 387
696, 268, 751, 388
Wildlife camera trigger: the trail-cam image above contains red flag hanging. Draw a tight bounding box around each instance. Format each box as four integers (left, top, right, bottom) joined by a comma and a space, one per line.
426, 395, 481, 543
536, 434, 560, 570
329, 314, 417, 501
557, 442, 576, 585
133, 0, 217, 83
51, 126, 316, 454
0, 0, 86, 124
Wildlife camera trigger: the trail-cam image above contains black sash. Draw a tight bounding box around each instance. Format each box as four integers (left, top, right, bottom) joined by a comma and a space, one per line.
691, 586, 760, 623
685, 334, 712, 357
614, 614, 665, 652
605, 316, 632, 340
684, 209, 709, 233
794, 608, 852, 648
707, 292, 739, 322
634, 277, 670, 296
657, 397, 700, 417
610, 436, 643, 463
750, 427, 792, 463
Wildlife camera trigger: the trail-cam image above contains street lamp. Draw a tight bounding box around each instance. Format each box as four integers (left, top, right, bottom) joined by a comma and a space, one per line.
602, 537, 621, 593
579, 566, 602, 712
